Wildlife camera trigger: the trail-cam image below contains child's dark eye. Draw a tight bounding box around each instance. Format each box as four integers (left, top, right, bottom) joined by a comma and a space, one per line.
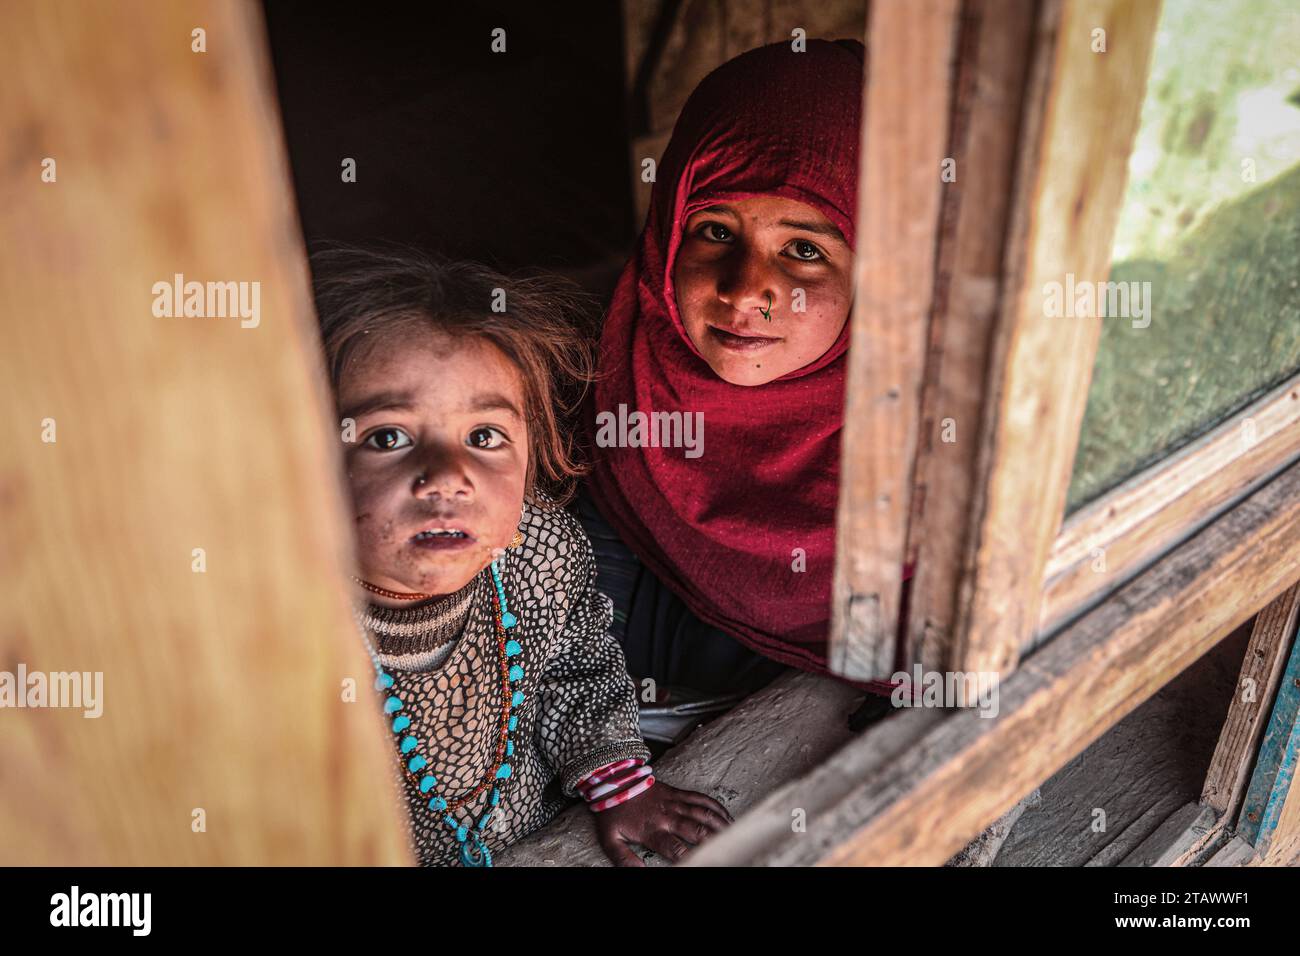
468, 427, 507, 450
363, 427, 412, 451
786, 239, 825, 261
698, 222, 734, 243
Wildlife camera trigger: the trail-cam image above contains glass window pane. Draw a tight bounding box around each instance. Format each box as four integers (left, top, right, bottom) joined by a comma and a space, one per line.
1066, 0, 1300, 514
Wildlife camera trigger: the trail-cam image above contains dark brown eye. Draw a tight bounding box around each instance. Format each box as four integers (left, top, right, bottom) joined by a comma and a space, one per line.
468, 427, 505, 449
364, 428, 411, 451
789, 240, 823, 261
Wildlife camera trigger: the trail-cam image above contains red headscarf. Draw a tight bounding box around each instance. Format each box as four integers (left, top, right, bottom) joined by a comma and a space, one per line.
587, 39, 909, 683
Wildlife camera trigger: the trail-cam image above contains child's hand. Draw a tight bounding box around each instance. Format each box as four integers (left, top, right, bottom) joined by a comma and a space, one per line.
593, 782, 733, 866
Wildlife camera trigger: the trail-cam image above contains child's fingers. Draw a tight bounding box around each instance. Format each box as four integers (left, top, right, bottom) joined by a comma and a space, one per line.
671, 800, 729, 835
675, 789, 734, 823
601, 834, 645, 868
665, 813, 717, 848
647, 830, 694, 863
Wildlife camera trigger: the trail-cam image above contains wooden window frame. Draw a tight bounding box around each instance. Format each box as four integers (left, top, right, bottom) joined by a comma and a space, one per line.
14, 0, 1290, 867
1039, 376, 1300, 640
838, 0, 1170, 681
693, 452, 1300, 865
834, 0, 1300, 679
0, 0, 412, 864
696, 0, 1300, 865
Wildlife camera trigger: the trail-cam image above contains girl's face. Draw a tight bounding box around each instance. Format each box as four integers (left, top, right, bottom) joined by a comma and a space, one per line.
673, 195, 853, 387
338, 329, 528, 605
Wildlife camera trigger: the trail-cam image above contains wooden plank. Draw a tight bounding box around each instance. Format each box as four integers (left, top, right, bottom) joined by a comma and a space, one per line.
829, 0, 960, 680
1164, 817, 1232, 868
1235, 611, 1300, 854
1202, 582, 1300, 815
905, 0, 1038, 672
951, 0, 1161, 678
1085, 803, 1175, 866
0, 0, 409, 864
944, 787, 1040, 865
1040, 377, 1300, 641
1117, 802, 1216, 867
1259, 764, 1300, 865
1204, 835, 1257, 867
497, 670, 866, 865
688, 454, 1300, 866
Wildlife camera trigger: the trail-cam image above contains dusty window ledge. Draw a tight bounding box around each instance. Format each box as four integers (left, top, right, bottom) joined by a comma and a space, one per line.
497, 670, 861, 866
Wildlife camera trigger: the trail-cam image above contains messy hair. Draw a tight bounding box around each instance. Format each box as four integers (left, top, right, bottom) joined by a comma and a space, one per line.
310, 244, 598, 507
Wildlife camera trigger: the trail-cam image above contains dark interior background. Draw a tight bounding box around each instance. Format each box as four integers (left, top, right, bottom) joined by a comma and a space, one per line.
262, 2, 637, 296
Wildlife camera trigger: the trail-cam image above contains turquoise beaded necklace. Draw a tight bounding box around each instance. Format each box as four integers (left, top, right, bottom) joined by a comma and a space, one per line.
359, 558, 522, 867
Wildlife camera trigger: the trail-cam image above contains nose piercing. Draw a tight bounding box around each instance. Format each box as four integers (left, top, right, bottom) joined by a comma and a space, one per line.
759, 293, 773, 321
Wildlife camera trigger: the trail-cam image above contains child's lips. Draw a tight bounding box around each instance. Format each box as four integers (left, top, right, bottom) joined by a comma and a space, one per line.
707, 325, 783, 352
409, 524, 477, 552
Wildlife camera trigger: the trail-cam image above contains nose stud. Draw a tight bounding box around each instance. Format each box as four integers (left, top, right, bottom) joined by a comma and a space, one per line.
759, 293, 773, 321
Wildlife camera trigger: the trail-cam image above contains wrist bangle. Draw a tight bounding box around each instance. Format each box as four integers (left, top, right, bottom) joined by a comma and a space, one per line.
583, 764, 653, 801
589, 775, 656, 813
577, 757, 642, 793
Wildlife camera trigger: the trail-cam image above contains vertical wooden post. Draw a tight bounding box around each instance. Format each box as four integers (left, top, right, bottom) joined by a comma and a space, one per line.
1260, 761, 1300, 866
949, 0, 1160, 678
0, 0, 409, 864
903, 0, 1038, 674
1236, 603, 1300, 857
831, 0, 1161, 683
829, 0, 960, 681
1202, 583, 1300, 818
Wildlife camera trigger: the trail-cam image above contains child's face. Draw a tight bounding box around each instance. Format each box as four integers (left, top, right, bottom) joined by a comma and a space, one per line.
338, 329, 528, 604
673, 195, 852, 387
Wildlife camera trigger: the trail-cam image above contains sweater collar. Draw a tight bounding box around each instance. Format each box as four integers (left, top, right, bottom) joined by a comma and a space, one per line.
360, 572, 484, 657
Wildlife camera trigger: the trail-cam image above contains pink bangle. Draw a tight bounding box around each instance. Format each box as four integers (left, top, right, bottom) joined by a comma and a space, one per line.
589, 775, 656, 812
578, 758, 641, 791
578, 761, 648, 797
584, 764, 653, 801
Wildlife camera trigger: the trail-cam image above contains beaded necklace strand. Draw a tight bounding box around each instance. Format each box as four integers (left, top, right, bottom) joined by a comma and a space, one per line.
357, 559, 522, 867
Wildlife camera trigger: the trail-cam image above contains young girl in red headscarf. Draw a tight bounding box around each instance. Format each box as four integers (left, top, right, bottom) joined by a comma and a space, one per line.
578, 38, 912, 701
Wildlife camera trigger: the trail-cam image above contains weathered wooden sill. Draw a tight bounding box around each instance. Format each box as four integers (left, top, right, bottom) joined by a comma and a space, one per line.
497, 670, 862, 866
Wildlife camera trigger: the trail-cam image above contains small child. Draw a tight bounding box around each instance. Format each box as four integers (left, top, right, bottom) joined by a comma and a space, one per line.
313, 246, 731, 866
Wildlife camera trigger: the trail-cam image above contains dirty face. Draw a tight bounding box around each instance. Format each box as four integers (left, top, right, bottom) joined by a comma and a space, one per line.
673, 195, 853, 387
338, 329, 528, 605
